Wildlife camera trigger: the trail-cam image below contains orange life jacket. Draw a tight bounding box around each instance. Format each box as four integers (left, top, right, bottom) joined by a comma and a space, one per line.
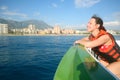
89, 30, 120, 63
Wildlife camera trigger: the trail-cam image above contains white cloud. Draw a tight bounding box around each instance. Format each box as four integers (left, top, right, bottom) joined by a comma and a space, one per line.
2, 11, 28, 18
51, 3, 58, 8
0, 6, 8, 10
61, 0, 64, 2
113, 12, 120, 20
51, 0, 64, 8
75, 0, 100, 8
104, 21, 120, 27
33, 12, 40, 16
0, 5, 28, 20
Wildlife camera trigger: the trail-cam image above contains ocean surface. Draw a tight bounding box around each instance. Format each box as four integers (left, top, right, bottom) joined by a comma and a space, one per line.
0, 35, 120, 80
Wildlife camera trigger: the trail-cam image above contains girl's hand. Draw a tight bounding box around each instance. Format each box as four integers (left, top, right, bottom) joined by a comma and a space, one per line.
74, 40, 80, 45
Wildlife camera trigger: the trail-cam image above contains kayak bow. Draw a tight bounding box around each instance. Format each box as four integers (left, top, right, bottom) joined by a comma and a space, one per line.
54, 44, 119, 80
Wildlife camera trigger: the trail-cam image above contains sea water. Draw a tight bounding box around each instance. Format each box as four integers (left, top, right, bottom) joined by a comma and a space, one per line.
0, 35, 120, 80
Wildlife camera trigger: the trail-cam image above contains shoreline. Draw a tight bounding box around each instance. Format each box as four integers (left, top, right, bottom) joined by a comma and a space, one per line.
0, 34, 89, 36
0, 33, 120, 36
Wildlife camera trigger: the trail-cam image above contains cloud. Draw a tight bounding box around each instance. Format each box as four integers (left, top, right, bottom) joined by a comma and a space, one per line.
1, 11, 28, 19
0, 6, 8, 10
0, 5, 28, 20
2, 11, 27, 17
113, 12, 120, 20
51, 0, 64, 8
104, 21, 120, 27
61, 0, 64, 2
51, 3, 58, 8
75, 0, 100, 8
33, 12, 40, 16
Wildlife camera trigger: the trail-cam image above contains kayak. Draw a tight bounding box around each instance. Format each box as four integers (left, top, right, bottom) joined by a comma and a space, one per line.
53, 44, 120, 80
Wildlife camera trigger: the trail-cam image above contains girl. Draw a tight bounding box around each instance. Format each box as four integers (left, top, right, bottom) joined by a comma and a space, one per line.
75, 15, 120, 78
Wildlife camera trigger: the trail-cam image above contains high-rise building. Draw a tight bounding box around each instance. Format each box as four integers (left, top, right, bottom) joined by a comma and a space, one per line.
0, 23, 8, 34
28, 24, 36, 34
53, 25, 61, 34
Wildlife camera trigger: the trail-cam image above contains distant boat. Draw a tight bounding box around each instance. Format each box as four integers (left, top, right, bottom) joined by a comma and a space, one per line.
53, 40, 120, 80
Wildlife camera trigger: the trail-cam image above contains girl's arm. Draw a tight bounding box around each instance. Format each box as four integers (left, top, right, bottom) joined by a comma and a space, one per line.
74, 34, 110, 48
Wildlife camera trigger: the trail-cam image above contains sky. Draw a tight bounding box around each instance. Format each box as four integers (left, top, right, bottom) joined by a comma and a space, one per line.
0, 0, 120, 30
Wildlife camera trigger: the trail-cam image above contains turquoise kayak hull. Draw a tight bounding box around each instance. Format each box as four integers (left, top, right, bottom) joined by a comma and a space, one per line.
54, 45, 119, 80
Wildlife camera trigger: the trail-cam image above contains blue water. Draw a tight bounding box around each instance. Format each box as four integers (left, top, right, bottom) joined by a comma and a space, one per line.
0, 35, 120, 80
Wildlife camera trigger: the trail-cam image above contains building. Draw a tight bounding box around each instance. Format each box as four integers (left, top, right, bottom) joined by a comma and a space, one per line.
53, 25, 61, 34
0, 23, 8, 34
27, 24, 36, 34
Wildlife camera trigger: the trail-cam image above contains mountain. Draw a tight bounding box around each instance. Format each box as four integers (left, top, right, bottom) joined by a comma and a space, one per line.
20, 20, 53, 29
0, 18, 53, 29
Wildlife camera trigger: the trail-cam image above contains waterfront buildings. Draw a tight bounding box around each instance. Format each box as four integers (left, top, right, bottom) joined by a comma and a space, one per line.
0, 23, 119, 35
53, 25, 61, 34
0, 23, 8, 34
11, 24, 78, 35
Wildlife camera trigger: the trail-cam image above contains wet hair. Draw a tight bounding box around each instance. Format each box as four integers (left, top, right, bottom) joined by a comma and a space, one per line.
91, 15, 106, 31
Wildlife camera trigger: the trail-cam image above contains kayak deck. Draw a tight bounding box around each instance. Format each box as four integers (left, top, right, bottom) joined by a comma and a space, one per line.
54, 45, 119, 80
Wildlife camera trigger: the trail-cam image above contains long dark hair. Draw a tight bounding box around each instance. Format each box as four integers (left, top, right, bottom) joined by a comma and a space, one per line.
91, 15, 106, 31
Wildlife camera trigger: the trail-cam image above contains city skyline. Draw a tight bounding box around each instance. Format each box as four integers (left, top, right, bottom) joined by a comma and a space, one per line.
0, 23, 120, 35
0, 0, 120, 30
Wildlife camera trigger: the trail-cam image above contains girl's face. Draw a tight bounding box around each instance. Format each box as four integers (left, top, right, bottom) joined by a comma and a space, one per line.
87, 18, 98, 32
